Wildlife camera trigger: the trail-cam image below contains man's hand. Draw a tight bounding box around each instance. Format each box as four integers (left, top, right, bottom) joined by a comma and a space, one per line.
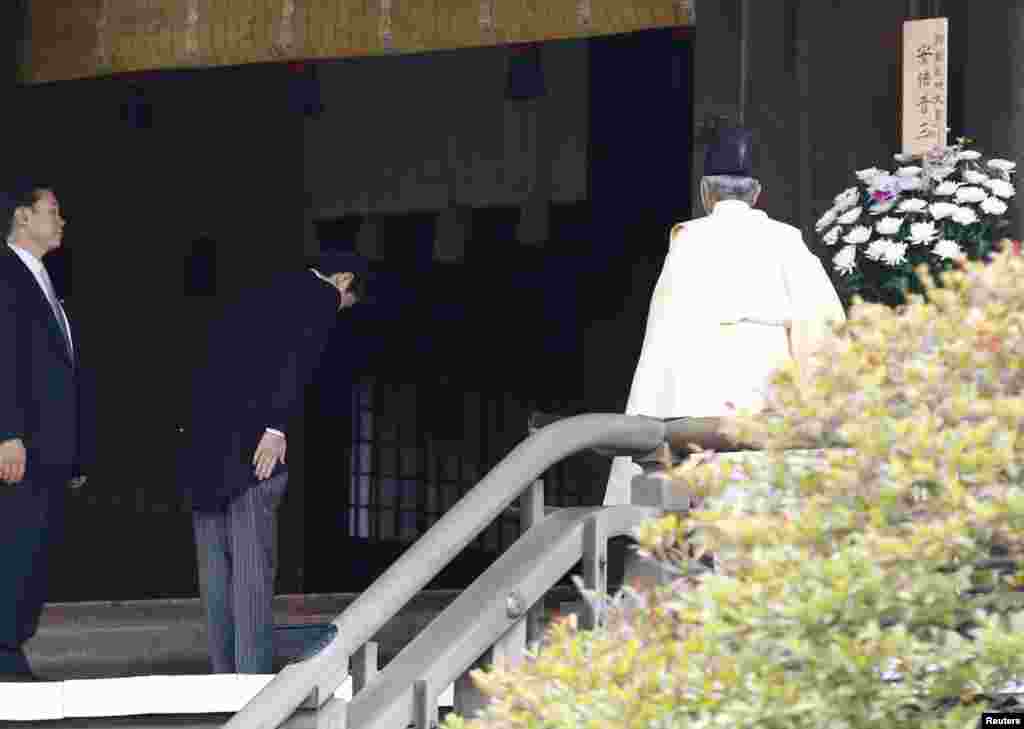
0, 438, 26, 484
253, 431, 286, 481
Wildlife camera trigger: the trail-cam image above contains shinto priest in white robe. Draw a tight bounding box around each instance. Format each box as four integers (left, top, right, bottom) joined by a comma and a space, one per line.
603, 199, 846, 505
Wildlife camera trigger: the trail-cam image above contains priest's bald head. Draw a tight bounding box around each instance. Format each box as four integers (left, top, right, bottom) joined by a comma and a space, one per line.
700, 126, 761, 214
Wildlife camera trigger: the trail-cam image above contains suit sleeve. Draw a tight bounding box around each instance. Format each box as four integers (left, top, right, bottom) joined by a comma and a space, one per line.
0, 277, 26, 442
263, 299, 335, 435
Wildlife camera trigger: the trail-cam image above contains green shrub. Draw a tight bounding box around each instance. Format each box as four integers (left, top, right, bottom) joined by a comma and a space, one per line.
442, 246, 1024, 729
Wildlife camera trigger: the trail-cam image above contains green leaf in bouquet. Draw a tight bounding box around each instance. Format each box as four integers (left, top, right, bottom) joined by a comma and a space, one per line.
882, 276, 910, 292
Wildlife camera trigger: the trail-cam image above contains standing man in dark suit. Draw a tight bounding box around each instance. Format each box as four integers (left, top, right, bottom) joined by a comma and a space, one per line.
180, 251, 367, 674
0, 183, 87, 681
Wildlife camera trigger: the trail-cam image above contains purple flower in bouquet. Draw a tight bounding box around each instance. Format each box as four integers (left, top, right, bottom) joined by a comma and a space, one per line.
869, 175, 902, 203
923, 143, 960, 181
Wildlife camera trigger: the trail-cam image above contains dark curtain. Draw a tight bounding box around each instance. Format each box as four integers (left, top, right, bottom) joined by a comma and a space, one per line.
586, 28, 693, 310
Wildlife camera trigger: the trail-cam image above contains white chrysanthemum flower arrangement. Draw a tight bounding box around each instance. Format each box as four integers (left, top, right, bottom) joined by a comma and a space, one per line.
814, 137, 1016, 305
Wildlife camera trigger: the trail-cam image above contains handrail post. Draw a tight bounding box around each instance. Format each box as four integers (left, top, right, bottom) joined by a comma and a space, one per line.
581, 515, 607, 630
454, 478, 542, 721
520, 479, 546, 646
628, 444, 692, 513
491, 614, 527, 667
297, 654, 350, 709
625, 446, 691, 591
352, 641, 379, 694
520, 479, 545, 528
413, 679, 437, 729
453, 669, 487, 720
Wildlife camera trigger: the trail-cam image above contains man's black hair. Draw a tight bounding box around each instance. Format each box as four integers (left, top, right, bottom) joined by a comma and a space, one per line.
3, 182, 52, 238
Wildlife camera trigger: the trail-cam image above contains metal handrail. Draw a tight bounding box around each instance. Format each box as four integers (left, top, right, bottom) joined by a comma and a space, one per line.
346, 505, 659, 729
224, 413, 671, 729
529, 412, 758, 458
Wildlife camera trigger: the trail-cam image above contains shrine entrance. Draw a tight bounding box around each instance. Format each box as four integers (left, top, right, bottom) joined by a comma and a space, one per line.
301, 27, 695, 594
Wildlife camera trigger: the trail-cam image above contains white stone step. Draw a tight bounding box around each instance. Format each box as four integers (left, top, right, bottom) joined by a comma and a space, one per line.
0, 674, 454, 722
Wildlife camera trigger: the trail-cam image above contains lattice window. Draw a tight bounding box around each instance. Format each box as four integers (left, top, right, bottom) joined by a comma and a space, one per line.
347, 375, 585, 550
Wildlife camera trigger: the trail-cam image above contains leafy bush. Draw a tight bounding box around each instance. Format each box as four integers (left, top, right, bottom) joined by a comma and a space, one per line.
442, 246, 1024, 729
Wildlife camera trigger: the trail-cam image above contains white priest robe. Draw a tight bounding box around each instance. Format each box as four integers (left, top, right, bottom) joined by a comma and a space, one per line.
603, 199, 846, 505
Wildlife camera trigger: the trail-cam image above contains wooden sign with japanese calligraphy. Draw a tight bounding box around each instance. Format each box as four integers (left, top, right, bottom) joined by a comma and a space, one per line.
902, 17, 949, 156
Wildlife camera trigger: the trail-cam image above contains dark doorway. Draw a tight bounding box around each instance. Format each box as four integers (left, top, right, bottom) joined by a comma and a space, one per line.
581, 26, 694, 333
302, 29, 694, 594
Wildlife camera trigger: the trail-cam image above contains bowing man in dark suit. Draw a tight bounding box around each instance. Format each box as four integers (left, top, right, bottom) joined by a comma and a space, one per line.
180, 251, 367, 674
0, 184, 87, 681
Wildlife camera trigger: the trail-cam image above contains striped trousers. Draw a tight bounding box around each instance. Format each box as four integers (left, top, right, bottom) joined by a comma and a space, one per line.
192, 472, 288, 674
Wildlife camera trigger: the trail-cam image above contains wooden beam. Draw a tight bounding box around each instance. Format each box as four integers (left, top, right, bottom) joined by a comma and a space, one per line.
20, 0, 696, 84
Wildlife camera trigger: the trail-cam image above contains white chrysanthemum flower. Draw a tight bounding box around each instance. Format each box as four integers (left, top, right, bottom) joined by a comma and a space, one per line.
864, 238, 891, 261
928, 202, 959, 220
833, 187, 860, 210
843, 225, 872, 245
988, 158, 1017, 174
837, 206, 863, 225
815, 208, 838, 232
986, 178, 1016, 199
893, 152, 915, 163
895, 166, 922, 177
898, 198, 928, 213
952, 206, 979, 226
980, 196, 1009, 216
856, 167, 886, 183
933, 180, 960, 196
929, 165, 956, 181
932, 239, 964, 260
963, 170, 990, 185
833, 245, 857, 275
899, 176, 923, 191
881, 241, 908, 266
954, 185, 988, 204
908, 221, 939, 244
958, 150, 982, 161
875, 216, 903, 236
822, 226, 841, 246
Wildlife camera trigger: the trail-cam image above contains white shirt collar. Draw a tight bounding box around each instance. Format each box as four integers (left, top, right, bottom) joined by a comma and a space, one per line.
309, 267, 332, 284
5, 240, 73, 357
7, 242, 46, 277
710, 200, 754, 216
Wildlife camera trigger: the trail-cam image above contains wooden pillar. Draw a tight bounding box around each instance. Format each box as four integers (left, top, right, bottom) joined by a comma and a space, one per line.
690, 0, 743, 217
961, 1, 1024, 240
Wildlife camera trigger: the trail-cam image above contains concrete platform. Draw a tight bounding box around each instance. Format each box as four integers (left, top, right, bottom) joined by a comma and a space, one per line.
25, 587, 578, 680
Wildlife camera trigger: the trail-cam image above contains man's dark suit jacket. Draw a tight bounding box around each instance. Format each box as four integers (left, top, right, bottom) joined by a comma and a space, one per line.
179, 270, 339, 513
0, 246, 84, 479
